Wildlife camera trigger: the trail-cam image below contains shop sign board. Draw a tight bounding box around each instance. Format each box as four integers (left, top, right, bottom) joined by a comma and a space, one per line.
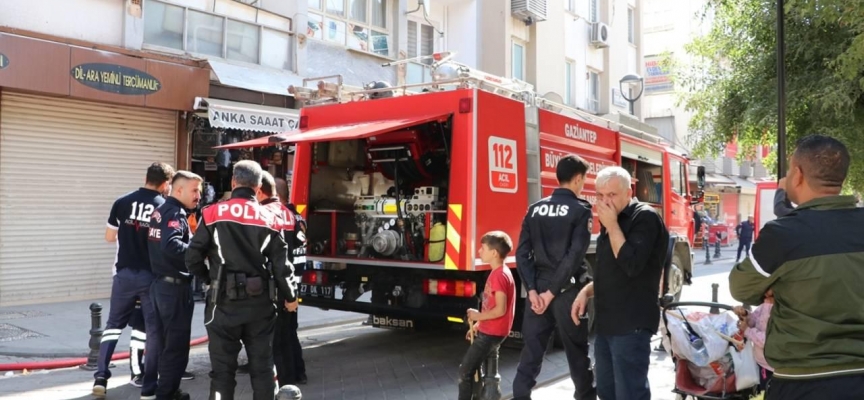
205, 99, 300, 133
71, 63, 161, 95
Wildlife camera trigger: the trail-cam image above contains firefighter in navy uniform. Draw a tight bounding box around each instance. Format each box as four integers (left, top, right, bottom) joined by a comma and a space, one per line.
512, 155, 597, 400
186, 160, 299, 400
93, 162, 175, 399
148, 171, 203, 400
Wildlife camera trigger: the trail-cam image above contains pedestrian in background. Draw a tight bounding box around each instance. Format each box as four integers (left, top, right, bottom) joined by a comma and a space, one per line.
187, 160, 299, 400
513, 155, 596, 400
94, 162, 174, 399
730, 135, 864, 399
735, 215, 755, 263
458, 231, 516, 400
148, 171, 203, 400
572, 166, 669, 400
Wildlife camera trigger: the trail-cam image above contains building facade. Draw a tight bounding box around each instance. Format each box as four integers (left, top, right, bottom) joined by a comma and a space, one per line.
0, 1, 211, 305
409, 0, 646, 123
642, 0, 769, 240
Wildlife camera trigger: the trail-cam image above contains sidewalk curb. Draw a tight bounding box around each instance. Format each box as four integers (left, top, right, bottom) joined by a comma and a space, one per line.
695, 255, 736, 265
0, 316, 366, 359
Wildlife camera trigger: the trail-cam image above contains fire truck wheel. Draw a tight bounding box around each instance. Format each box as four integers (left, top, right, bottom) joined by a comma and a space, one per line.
667, 253, 685, 303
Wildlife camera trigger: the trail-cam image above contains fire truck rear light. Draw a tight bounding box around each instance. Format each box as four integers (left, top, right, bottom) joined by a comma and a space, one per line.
423, 279, 476, 297
299, 115, 308, 129
459, 98, 472, 114
302, 271, 327, 285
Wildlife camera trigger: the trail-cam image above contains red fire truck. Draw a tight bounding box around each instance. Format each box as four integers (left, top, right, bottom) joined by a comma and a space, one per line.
223, 54, 703, 337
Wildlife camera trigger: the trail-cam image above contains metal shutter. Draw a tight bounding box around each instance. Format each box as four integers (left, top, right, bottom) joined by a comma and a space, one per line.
0, 92, 177, 306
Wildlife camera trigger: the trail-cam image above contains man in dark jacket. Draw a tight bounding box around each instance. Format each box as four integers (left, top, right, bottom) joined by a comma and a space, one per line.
148, 171, 203, 400
730, 135, 864, 399
735, 215, 755, 263
571, 166, 669, 400
186, 160, 298, 400
513, 155, 595, 400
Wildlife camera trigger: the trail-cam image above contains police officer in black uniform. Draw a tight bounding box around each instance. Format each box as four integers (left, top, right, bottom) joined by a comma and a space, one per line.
148, 171, 203, 400
512, 155, 596, 400
186, 160, 299, 400
94, 162, 174, 399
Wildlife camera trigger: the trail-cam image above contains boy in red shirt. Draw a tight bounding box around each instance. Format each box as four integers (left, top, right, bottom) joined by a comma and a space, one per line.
458, 231, 516, 400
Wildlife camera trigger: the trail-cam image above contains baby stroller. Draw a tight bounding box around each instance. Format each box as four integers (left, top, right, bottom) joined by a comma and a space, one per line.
661, 302, 761, 400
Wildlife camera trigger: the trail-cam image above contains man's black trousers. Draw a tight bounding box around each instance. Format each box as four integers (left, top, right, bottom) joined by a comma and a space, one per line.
737, 240, 752, 261
151, 279, 194, 399
206, 303, 277, 400
768, 374, 864, 400
273, 306, 306, 386
513, 286, 596, 400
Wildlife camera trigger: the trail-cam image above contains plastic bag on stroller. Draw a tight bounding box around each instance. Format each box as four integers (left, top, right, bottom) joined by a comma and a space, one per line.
663, 302, 761, 399
665, 308, 738, 366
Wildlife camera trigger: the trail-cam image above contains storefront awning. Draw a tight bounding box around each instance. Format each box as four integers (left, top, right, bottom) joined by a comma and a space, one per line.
206, 59, 305, 97
728, 175, 757, 195
213, 114, 450, 149
284, 114, 450, 144
194, 97, 299, 134
689, 172, 736, 185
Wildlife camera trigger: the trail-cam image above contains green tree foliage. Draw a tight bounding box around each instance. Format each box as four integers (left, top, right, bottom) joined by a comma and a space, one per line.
679, 0, 864, 189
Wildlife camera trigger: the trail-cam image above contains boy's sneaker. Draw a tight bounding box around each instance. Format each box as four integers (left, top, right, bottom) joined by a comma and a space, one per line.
181, 371, 195, 380
130, 374, 143, 387
92, 378, 107, 398
140, 393, 156, 400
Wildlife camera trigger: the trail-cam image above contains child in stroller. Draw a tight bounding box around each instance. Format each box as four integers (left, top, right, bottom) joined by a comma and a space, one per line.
734, 289, 775, 393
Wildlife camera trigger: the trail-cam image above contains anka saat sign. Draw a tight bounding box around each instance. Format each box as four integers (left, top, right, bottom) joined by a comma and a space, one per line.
71, 63, 161, 95
208, 107, 299, 133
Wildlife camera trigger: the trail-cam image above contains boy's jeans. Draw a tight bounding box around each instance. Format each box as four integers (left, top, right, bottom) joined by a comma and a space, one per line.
457, 332, 506, 400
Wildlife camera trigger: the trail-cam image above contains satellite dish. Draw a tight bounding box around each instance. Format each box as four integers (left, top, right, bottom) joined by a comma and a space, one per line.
541, 92, 564, 112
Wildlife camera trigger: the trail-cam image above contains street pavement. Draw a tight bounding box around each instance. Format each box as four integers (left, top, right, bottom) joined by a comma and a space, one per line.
0, 298, 363, 359
0, 251, 740, 400
531, 255, 741, 400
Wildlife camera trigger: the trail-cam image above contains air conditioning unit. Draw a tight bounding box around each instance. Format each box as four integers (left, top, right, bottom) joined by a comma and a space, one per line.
590, 22, 610, 48
512, 0, 547, 24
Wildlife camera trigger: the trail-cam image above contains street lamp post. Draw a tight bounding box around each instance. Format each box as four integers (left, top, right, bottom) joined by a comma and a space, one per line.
777, 0, 787, 178
619, 74, 645, 116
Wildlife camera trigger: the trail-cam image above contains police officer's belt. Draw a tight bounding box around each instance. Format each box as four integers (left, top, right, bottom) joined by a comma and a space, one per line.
161, 276, 192, 285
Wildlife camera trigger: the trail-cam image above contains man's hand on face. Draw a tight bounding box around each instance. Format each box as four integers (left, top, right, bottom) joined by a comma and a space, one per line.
778, 177, 786, 191
596, 200, 619, 228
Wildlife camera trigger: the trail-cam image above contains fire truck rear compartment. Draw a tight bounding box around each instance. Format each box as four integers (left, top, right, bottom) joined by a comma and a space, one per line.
304, 117, 451, 264
299, 118, 476, 320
